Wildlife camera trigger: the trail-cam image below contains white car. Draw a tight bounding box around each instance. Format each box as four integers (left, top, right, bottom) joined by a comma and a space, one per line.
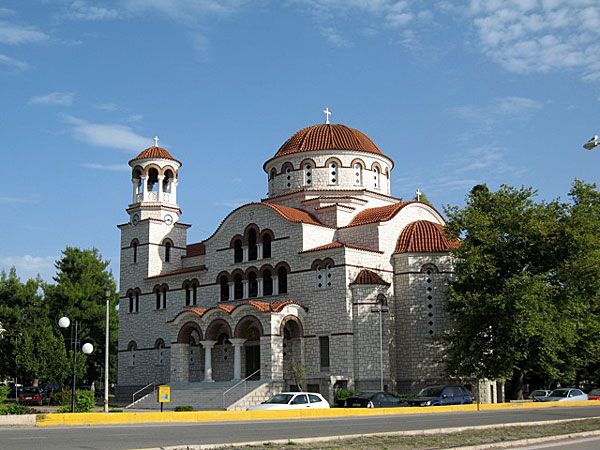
247, 392, 330, 411
541, 388, 588, 402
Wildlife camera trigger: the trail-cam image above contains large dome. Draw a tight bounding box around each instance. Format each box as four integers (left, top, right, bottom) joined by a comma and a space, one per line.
275, 124, 383, 157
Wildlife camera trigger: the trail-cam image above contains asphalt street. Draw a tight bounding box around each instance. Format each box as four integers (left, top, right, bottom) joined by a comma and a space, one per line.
1, 406, 599, 450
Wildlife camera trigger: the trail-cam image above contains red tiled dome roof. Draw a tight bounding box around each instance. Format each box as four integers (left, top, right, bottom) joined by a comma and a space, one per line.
394, 220, 459, 254
129, 146, 182, 165
350, 269, 390, 286
275, 124, 384, 157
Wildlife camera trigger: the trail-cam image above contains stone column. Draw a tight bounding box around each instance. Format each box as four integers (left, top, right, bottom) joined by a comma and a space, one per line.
242, 246, 249, 263
242, 280, 249, 299
200, 340, 216, 382
272, 276, 279, 295
229, 338, 247, 381
257, 278, 264, 297
157, 175, 164, 202
228, 282, 234, 301
132, 178, 139, 203
141, 176, 149, 202
171, 179, 178, 204
257, 243, 263, 260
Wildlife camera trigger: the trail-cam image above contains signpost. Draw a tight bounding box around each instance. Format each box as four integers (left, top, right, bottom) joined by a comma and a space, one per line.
157, 385, 170, 412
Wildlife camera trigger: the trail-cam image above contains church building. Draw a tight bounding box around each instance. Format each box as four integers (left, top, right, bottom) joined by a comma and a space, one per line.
116, 119, 489, 408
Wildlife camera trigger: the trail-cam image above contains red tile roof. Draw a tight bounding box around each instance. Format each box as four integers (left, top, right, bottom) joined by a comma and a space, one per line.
345, 201, 415, 227
299, 241, 383, 254
350, 269, 390, 286
145, 265, 207, 280
168, 300, 306, 322
394, 220, 459, 254
185, 243, 206, 257
129, 146, 182, 165
275, 124, 384, 157
260, 203, 323, 226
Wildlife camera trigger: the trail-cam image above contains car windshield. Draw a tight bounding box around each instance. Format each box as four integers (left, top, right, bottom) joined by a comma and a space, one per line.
417, 387, 443, 397
352, 392, 376, 399
265, 394, 294, 404
21, 388, 38, 394
549, 389, 569, 397
531, 390, 548, 396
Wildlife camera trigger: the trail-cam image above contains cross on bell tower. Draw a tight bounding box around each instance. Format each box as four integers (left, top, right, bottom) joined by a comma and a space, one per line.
323, 107, 331, 124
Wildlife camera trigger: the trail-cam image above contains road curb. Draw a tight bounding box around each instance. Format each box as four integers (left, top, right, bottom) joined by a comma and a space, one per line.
128, 417, 600, 450
34, 400, 600, 427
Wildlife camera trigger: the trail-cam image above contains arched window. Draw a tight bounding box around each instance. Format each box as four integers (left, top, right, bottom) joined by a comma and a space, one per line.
263, 270, 273, 296
248, 272, 258, 298
315, 260, 334, 289
234, 274, 243, 300
304, 163, 312, 186
315, 266, 323, 289
220, 275, 229, 302
325, 263, 333, 288
424, 265, 436, 336
233, 239, 243, 263
131, 239, 138, 264
128, 292, 135, 313
155, 285, 167, 310
270, 168, 276, 180
248, 229, 257, 261
285, 166, 292, 188
184, 282, 191, 306
263, 234, 272, 259
353, 163, 363, 185
191, 281, 197, 306
373, 166, 380, 189
165, 241, 172, 262
128, 341, 137, 367
278, 266, 288, 294
163, 169, 173, 193
134, 290, 139, 312
329, 161, 338, 185
155, 339, 165, 365
148, 168, 159, 192
155, 287, 161, 310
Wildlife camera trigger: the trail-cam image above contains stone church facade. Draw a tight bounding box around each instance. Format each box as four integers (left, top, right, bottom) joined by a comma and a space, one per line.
117, 122, 480, 404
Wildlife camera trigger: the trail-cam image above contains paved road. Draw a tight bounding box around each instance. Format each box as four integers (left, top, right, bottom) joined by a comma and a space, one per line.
1, 407, 599, 450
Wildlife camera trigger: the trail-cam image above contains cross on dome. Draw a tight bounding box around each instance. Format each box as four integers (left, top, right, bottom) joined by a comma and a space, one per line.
323, 107, 331, 124
154, 136, 159, 147
415, 188, 422, 202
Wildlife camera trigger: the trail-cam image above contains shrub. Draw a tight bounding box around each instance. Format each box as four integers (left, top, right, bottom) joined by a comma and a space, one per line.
0, 403, 27, 415
334, 389, 358, 402
174, 405, 194, 412
108, 408, 123, 413
0, 385, 8, 403
54, 390, 95, 413
49, 390, 72, 406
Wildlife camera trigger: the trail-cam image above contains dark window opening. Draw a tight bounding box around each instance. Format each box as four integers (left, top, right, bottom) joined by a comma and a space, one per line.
234, 274, 243, 299
185, 285, 191, 306
319, 336, 330, 371
248, 272, 258, 298
129, 294, 134, 313
263, 234, 272, 259
220, 276, 229, 302
192, 283, 197, 305
248, 229, 257, 261
132, 241, 138, 263
278, 267, 288, 294
234, 239, 243, 263
165, 241, 171, 262
263, 270, 273, 296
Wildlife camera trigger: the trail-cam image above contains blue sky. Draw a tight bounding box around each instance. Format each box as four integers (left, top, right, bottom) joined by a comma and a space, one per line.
1, 0, 600, 284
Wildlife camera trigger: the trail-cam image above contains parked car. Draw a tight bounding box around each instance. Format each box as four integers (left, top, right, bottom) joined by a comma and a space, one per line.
528, 389, 552, 402
407, 386, 472, 407
18, 386, 45, 406
247, 392, 330, 411
588, 389, 600, 400
344, 391, 406, 408
541, 388, 588, 402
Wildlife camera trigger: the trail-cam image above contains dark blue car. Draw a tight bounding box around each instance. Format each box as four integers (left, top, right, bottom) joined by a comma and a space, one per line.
407, 385, 472, 407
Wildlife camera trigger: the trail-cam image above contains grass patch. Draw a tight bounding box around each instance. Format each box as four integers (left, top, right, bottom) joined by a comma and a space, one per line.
210, 418, 600, 449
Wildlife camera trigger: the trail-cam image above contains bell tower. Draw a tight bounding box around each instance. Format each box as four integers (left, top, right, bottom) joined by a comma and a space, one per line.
119, 138, 189, 280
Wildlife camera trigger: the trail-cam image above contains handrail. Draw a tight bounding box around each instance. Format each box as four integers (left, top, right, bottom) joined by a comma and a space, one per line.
131, 383, 155, 405
222, 369, 260, 409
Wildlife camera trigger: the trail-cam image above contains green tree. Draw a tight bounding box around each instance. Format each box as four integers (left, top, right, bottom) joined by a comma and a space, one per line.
44, 247, 118, 387
413, 190, 431, 205
443, 184, 578, 399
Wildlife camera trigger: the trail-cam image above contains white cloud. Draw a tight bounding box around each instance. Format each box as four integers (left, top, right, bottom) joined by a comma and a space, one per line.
81, 163, 130, 171
0, 255, 57, 282
0, 54, 28, 72
467, 0, 600, 80
29, 92, 74, 106
63, 115, 151, 152
66, 1, 120, 20
216, 198, 252, 208
448, 96, 543, 134
0, 194, 41, 204
320, 27, 352, 47
123, 0, 248, 21
0, 21, 49, 44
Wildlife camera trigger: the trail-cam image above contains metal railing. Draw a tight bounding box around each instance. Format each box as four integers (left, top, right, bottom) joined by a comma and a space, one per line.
130, 383, 155, 407
222, 370, 260, 409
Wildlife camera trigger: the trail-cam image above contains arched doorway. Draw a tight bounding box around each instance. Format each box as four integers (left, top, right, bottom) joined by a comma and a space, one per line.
205, 319, 233, 382
235, 316, 263, 380
281, 316, 304, 390
174, 321, 203, 382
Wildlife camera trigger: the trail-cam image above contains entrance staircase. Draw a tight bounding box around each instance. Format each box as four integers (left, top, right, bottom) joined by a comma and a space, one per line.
125, 380, 284, 411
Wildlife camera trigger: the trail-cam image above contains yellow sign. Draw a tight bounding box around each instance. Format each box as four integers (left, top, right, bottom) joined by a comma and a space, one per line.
157, 385, 171, 403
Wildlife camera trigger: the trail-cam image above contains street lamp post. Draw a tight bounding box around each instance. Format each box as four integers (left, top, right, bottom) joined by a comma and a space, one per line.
58, 317, 93, 413
371, 296, 389, 392
104, 286, 110, 413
